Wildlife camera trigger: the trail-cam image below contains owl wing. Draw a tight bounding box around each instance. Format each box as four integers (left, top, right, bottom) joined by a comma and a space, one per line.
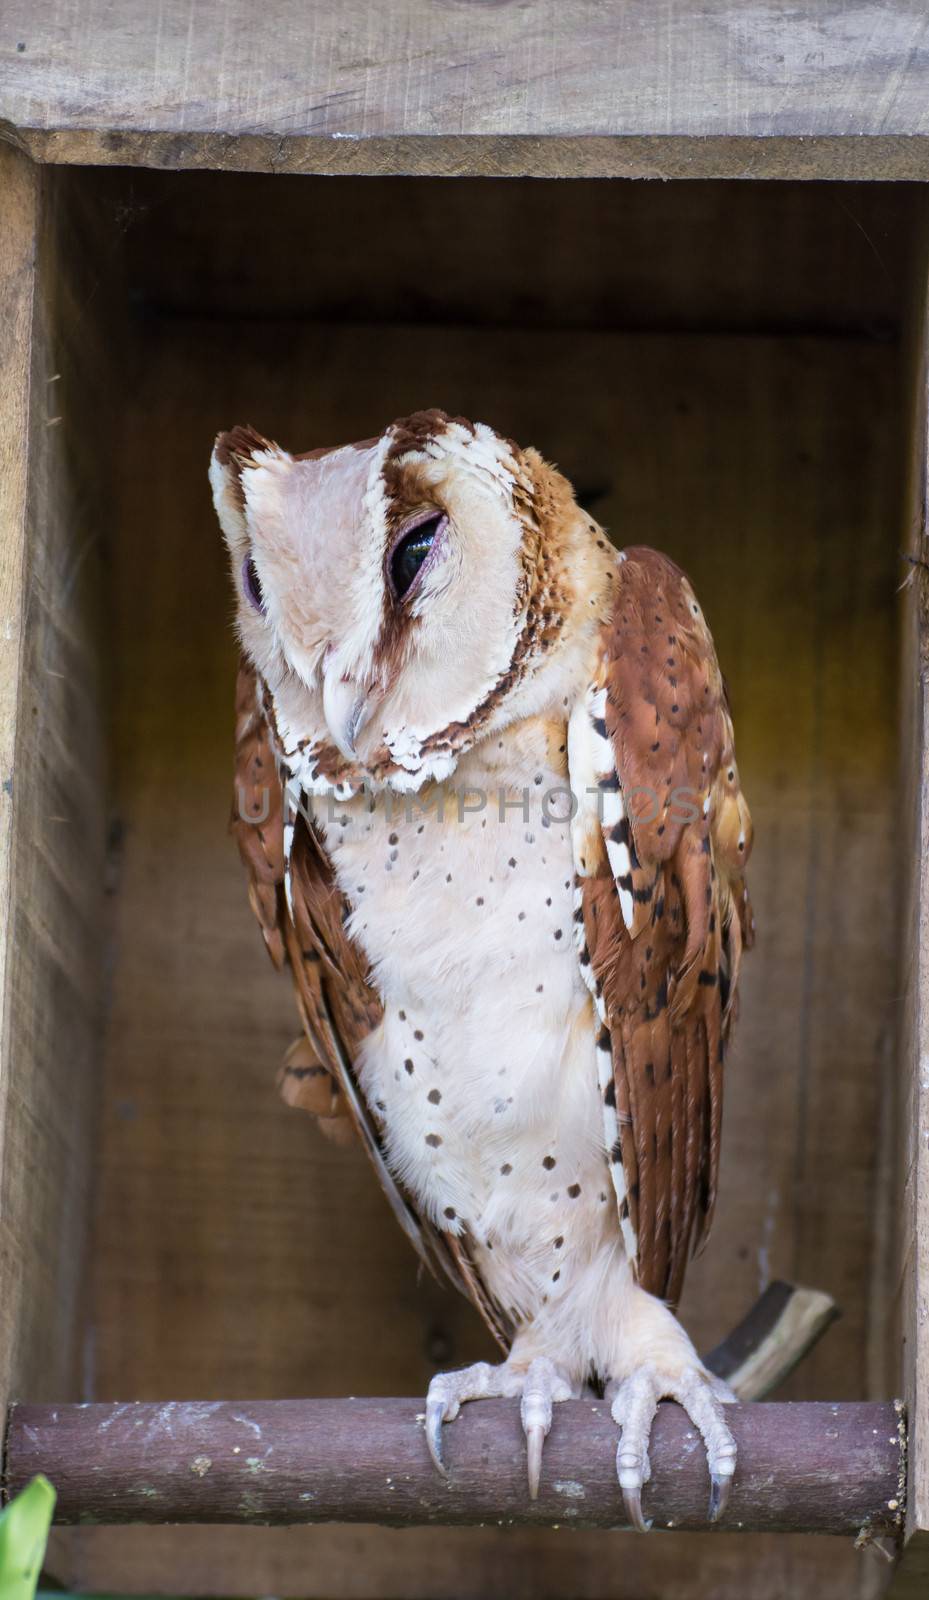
231, 659, 511, 1346
568, 547, 754, 1309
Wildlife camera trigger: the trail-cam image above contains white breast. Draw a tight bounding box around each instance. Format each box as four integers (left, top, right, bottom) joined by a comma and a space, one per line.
314, 732, 621, 1326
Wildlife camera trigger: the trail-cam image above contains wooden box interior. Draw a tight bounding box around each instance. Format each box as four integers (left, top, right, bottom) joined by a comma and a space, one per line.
13, 167, 925, 1597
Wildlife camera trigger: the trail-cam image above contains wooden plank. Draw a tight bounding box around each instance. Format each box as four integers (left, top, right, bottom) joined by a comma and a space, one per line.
107, 171, 917, 341
48, 1526, 892, 1600
0, 162, 116, 1418
62, 311, 904, 1597
6, 1398, 903, 1537
4, 1, 929, 177
0, 141, 38, 1423
887, 197, 929, 1600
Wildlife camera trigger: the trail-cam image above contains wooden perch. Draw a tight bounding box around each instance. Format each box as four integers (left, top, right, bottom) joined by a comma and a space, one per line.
3, 1398, 903, 1537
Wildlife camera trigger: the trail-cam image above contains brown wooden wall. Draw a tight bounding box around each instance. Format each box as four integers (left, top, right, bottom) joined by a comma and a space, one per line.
41, 169, 916, 1598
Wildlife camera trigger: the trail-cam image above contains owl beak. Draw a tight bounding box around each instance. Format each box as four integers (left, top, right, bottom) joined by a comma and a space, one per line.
322, 657, 373, 761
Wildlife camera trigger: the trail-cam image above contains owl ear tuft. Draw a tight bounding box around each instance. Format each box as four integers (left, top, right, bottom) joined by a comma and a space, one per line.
210, 425, 281, 548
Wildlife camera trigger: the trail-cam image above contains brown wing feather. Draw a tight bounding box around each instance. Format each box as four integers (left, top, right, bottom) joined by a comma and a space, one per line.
583, 548, 754, 1308
231, 659, 510, 1347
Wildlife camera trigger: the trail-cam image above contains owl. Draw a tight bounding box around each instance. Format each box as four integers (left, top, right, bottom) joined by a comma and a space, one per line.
210, 409, 754, 1531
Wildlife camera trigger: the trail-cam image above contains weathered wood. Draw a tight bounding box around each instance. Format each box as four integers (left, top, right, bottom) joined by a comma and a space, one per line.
4, 1398, 904, 1538
4, 1, 929, 178
0, 141, 37, 1425
106, 171, 917, 340
0, 162, 115, 1422
0, 154, 114, 1418
888, 196, 929, 1600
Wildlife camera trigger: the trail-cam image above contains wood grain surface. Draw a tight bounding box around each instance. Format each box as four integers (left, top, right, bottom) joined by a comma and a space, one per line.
0, 159, 116, 1420
3, 1, 929, 176
6, 1398, 904, 1537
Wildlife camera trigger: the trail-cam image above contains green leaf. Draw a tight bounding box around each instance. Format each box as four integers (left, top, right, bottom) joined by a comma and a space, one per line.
0, 1476, 56, 1600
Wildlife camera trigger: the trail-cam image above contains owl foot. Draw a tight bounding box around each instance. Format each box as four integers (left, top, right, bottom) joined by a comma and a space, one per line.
425, 1355, 575, 1499
608, 1363, 737, 1532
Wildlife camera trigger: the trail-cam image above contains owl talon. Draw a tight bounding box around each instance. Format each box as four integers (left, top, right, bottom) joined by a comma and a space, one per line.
425, 1395, 449, 1478
525, 1422, 545, 1500
423, 1356, 574, 1496
610, 1362, 735, 1530
621, 1483, 652, 1534
709, 1469, 732, 1523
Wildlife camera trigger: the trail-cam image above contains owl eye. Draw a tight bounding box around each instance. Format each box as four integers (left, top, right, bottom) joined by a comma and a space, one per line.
389, 514, 444, 601
242, 554, 266, 613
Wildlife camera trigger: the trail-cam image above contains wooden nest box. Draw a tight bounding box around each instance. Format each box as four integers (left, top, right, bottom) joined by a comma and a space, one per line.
0, 4, 928, 1595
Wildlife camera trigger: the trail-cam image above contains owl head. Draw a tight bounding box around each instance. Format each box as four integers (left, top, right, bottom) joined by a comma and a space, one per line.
210, 409, 608, 792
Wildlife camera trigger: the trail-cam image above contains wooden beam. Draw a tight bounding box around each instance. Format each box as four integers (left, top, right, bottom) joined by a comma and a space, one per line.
4, 0, 929, 178
3, 1399, 903, 1537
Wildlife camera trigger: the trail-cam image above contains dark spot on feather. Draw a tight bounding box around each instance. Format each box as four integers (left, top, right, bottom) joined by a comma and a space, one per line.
600, 770, 620, 791
428, 1088, 442, 1103
645, 977, 668, 1019
388, 833, 398, 845
552, 1270, 561, 1282
567, 1183, 581, 1199
611, 1141, 623, 1164
508, 857, 517, 867
592, 717, 608, 740
554, 928, 563, 941
554, 1235, 564, 1248
414, 1029, 424, 1041
644, 1061, 655, 1085
543, 1155, 556, 1170
597, 1025, 611, 1052
604, 1078, 616, 1108
500, 1161, 513, 1176
444, 1206, 456, 1219
425, 1133, 442, 1148
404, 1059, 414, 1074
620, 1198, 630, 1219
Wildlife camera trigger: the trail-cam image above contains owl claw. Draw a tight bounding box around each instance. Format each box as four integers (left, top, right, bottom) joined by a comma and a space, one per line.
524, 1423, 545, 1500
610, 1362, 736, 1532
423, 1356, 574, 1497
621, 1483, 652, 1534
709, 1469, 732, 1524
425, 1395, 449, 1478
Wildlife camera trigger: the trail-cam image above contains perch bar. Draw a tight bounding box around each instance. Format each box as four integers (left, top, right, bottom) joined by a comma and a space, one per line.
2, 1398, 902, 1537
